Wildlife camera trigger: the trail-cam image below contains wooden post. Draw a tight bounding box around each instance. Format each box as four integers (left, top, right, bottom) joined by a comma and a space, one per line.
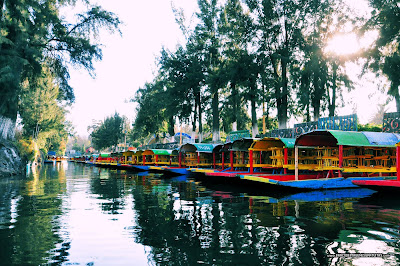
284, 148, 288, 174
143, 155, 146, 166
179, 152, 182, 168
155, 154, 158, 166
222, 152, 225, 170
250, 150, 254, 174
230, 150, 234, 169
295, 146, 299, 181
397, 146, 400, 181
213, 152, 216, 169
339, 145, 343, 178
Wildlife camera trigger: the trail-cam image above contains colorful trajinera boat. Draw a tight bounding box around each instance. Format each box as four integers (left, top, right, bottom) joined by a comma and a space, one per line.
205, 138, 259, 178
44, 151, 56, 163
239, 130, 399, 190
352, 140, 400, 192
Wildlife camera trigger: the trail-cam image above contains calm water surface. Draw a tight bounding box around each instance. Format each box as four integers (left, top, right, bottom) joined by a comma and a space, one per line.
0, 162, 399, 265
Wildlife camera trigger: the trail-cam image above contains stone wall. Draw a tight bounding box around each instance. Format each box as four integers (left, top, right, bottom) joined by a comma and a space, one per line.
0, 116, 24, 177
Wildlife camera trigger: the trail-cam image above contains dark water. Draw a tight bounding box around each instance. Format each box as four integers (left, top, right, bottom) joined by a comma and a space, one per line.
0, 162, 399, 265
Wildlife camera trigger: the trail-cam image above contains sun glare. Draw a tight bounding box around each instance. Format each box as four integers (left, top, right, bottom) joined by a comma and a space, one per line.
325, 33, 360, 55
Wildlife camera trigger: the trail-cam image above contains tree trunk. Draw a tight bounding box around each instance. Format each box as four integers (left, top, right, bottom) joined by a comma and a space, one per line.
168, 116, 175, 137
250, 86, 258, 138
394, 84, 400, 113
197, 92, 203, 142
231, 82, 238, 131
313, 74, 321, 121
192, 99, 197, 132
212, 89, 220, 142
329, 62, 338, 117
279, 54, 288, 129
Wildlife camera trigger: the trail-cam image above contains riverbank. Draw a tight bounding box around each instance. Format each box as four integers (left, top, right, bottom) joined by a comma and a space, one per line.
0, 139, 24, 177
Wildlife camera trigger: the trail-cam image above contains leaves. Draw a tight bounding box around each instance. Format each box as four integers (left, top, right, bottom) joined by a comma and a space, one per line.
90, 112, 125, 151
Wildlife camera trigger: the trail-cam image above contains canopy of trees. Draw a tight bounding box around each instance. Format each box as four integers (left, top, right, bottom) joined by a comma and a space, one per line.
90, 112, 125, 151
0, 0, 120, 154
132, 0, 398, 143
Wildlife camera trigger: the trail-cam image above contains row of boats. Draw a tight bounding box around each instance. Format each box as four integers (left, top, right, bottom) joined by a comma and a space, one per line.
71, 130, 400, 193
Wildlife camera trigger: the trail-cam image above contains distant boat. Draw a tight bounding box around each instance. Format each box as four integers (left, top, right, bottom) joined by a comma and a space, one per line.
44, 151, 56, 163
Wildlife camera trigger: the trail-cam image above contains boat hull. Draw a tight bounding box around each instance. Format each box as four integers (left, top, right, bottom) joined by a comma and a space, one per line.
352, 179, 400, 192
239, 174, 391, 190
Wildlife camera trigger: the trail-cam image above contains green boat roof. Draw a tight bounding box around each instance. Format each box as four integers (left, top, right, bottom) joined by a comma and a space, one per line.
296, 130, 391, 147
280, 138, 296, 148
100, 153, 110, 158
152, 149, 172, 155
180, 143, 219, 153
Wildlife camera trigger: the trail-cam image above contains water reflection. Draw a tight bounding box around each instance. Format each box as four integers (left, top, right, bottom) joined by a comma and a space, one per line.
0, 163, 398, 265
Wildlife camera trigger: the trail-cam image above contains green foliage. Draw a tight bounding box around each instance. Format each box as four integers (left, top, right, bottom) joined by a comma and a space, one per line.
358, 123, 382, 132
364, 0, 400, 110
130, 0, 399, 144
0, 0, 120, 156
131, 81, 168, 141
91, 112, 125, 151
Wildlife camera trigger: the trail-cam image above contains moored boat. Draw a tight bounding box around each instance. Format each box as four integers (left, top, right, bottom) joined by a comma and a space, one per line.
239, 130, 399, 190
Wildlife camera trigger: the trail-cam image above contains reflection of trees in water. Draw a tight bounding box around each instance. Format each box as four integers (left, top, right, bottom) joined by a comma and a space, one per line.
89, 168, 137, 214
0, 176, 22, 265
0, 164, 68, 265
130, 177, 329, 265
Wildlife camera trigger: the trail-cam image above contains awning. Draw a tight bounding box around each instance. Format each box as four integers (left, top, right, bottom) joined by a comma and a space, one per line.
122, 151, 135, 156
153, 149, 172, 155
100, 153, 110, 158
362, 132, 400, 146
250, 137, 295, 150
231, 138, 255, 151
180, 143, 219, 153
295, 130, 396, 147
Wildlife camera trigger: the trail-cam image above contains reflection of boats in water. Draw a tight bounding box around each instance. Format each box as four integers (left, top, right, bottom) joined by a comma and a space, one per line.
191, 178, 376, 203
245, 188, 376, 203
55, 156, 68, 162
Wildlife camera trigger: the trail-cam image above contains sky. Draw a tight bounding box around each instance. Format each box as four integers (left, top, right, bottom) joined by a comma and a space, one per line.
66, 0, 395, 137
66, 0, 198, 136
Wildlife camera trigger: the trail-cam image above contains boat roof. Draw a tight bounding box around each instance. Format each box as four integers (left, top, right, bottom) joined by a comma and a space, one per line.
142, 149, 172, 156
100, 153, 110, 158
231, 138, 255, 151
296, 130, 400, 147
362, 131, 400, 146
250, 137, 295, 150
180, 143, 220, 153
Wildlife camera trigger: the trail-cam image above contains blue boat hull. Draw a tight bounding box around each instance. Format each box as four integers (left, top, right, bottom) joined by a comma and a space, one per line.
240, 175, 390, 190
131, 165, 150, 171
162, 167, 190, 175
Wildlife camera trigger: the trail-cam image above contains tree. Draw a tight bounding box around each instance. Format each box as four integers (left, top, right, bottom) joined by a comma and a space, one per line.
131, 81, 168, 142
0, 0, 121, 120
18, 66, 69, 154
245, 0, 305, 128
91, 112, 125, 151
195, 0, 223, 142
363, 0, 400, 111
218, 0, 255, 133
298, 0, 353, 120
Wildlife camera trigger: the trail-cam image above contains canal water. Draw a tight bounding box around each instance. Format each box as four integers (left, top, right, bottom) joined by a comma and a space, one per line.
0, 162, 399, 265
